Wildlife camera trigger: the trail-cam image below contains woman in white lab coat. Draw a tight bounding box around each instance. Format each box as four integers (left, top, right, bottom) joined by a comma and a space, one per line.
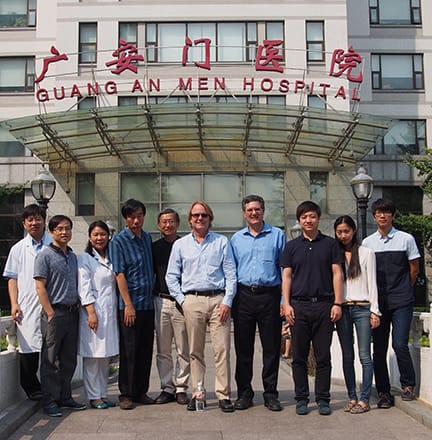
78, 220, 119, 409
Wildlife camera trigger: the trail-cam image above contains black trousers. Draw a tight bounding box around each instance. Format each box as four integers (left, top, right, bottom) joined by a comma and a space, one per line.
232, 287, 282, 401
290, 300, 334, 403
118, 309, 155, 399
40, 308, 79, 407
19, 352, 41, 397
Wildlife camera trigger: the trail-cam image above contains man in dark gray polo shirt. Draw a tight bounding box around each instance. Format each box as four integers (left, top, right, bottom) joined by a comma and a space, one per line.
34, 215, 86, 417
281, 201, 344, 416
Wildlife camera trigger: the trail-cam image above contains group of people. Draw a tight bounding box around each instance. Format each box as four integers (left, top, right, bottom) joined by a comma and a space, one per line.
3, 195, 420, 418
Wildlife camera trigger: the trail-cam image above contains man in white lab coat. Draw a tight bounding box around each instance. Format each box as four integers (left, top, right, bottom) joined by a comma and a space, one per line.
3, 204, 52, 400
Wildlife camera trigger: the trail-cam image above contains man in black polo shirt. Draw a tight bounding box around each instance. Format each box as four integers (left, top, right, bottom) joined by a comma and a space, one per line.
281, 201, 343, 416
153, 208, 190, 405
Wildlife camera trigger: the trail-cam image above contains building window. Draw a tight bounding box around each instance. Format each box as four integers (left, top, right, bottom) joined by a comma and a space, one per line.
78, 97, 96, 109
145, 21, 281, 64
120, 173, 284, 236
79, 23, 97, 64
310, 171, 327, 213
119, 22, 137, 46
0, 0, 36, 28
371, 54, 423, 90
76, 173, 95, 216
118, 96, 137, 106
0, 57, 34, 92
375, 120, 425, 155
306, 21, 324, 62
0, 128, 25, 157
369, 0, 421, 25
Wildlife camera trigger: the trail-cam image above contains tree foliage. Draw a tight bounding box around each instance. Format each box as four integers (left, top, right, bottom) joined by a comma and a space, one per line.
0, 184, 25, 205
397, 153, 432, 249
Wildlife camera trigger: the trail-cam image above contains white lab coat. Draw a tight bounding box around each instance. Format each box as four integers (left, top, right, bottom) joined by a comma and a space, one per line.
2, 232, 52, 353
78, 250, 119, 358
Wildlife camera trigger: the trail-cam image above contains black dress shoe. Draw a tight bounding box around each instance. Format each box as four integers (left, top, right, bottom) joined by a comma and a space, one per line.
219, 399, 234, 413
264, 398, 283, 411
234, 396, 253, 410
155, 391, 176, 404
176, 392, 190, 405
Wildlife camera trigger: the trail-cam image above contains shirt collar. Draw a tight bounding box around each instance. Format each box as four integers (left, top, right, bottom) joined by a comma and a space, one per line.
378, 226, 397, 242
243, 222, 272, 237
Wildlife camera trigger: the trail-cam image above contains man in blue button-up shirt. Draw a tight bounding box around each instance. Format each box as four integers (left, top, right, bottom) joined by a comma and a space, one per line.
230, 195, 286, 412
166, 201, 236, 413
109, 199, 155, 410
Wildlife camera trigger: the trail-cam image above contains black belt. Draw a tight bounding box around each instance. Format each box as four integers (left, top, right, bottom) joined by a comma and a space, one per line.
154, 293, 175, 302
238, 283, 280, 294
52, 303, 80, 312
185, 289, 224, 297
292, 296, 333, 303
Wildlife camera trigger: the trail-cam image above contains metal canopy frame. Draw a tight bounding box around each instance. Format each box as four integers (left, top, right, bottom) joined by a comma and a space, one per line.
0, 103, 392, 168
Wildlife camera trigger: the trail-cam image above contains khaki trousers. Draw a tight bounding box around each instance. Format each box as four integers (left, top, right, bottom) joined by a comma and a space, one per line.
182, 294, 231, 400
154, 296, 190, 394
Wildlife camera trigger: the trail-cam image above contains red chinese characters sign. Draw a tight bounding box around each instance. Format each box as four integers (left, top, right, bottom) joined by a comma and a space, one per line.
34, 40, 363, 103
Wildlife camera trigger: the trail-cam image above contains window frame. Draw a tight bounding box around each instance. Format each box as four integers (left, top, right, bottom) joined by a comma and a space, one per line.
0, 0, 36, 28
0, 57, 35, 93
76, 173, 95, 216
305, 20, 325, 63
144, 21, 283, 64
369, 0, 422, 26
374, 119, 426, 155
79, 22, 98, 65
371, 53, 424, 91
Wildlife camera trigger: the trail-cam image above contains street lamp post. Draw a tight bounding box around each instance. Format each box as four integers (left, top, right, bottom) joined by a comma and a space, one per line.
30, 168, 56, 209
350, 162, 374, 241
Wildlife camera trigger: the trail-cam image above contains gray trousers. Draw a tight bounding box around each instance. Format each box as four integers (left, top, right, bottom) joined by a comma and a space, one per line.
40, 307, 79, 407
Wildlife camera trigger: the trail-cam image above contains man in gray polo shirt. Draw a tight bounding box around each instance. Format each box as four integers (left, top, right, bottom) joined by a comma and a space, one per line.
34, 214, 86, 417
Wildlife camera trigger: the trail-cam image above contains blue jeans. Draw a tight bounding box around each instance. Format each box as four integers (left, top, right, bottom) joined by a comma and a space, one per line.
336, 305, 373, 403
372, 304, 415, 393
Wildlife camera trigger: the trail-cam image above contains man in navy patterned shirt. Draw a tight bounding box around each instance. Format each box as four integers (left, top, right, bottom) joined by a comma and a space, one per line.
110, 199, 155, 410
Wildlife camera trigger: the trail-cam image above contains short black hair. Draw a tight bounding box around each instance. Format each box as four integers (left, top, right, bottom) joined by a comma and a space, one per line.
371, 198, 396, 216
22, 204, 46, 222
157, 208, 180, 224
296, 200, 321, 220
121, 199, 146, 218
48, 215, 73, 232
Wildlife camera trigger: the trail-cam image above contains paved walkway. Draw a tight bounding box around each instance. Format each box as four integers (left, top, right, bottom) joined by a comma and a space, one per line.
3, 335, 432, 440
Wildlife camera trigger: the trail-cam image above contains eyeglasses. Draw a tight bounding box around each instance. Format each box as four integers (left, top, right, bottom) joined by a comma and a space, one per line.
54, 226, 72, 233
374, 211, 392, 217
191, 213, 209, 219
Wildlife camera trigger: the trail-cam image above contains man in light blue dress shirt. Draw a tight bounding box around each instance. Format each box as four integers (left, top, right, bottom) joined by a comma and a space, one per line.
230, 195, 286, 411
166, 201, 237, 413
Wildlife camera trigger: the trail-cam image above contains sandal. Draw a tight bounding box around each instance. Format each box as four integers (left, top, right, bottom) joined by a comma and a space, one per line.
90, 399, 108, 409
343, 400, 357, 412
350, 402, 370, 414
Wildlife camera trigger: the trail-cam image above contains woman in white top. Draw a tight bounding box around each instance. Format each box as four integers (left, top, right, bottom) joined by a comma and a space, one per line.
334, 215, 381, 414
78, 221, 119, 409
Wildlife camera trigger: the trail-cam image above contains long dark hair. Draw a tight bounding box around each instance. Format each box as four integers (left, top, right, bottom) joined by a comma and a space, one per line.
334, 215, 361, 279
85, 220, 110, 255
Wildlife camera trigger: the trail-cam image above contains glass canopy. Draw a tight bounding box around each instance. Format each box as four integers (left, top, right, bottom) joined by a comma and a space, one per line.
0, 103, 392, 168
